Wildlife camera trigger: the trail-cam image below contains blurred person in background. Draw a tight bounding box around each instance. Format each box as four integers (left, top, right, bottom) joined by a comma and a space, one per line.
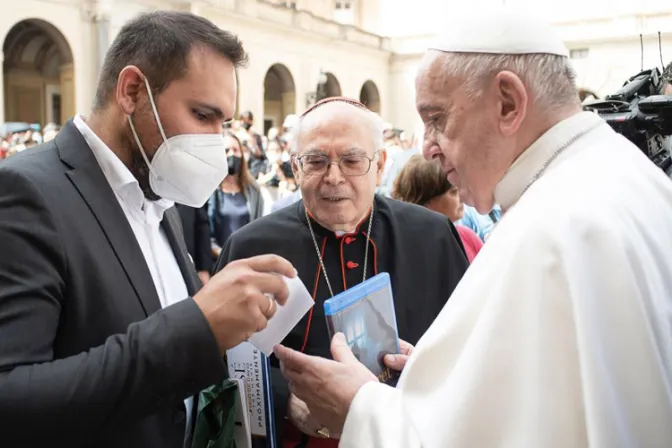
459, 203, 501, 241
240, 110, 267, 178
392, 154, 482, 262
282, 113, 299, 142
209, 131, 263, 258
176, 202, 213, 284
43, 123, 61, 142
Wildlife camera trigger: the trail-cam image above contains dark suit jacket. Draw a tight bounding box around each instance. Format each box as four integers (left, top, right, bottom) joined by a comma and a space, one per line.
0, 121, 226, 447
176, 204, 213, 273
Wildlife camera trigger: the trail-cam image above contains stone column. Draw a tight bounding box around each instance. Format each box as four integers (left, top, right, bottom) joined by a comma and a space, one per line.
357, 0, 382, 34
95, 0, 113, 77
60, 63, 76, 122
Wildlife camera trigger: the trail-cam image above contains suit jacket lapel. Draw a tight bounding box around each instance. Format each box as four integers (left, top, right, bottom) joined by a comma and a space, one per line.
162, 207, 201, 296
55, 120, 162, 316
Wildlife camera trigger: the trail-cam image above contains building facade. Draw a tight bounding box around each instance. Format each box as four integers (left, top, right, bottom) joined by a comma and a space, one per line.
0, 0, 391, 134
385, 0, 672, 139
1, 0, 671, 140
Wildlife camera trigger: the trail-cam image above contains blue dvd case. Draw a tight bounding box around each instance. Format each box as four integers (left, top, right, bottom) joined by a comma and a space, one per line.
323, 272, 401, 384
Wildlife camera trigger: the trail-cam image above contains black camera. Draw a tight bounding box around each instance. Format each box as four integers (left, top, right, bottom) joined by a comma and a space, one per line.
583, 67, 672, 174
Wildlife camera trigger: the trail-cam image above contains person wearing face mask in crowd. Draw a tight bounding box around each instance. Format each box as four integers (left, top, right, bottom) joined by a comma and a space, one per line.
208, 131, 264, 259
0, 11, 297, 448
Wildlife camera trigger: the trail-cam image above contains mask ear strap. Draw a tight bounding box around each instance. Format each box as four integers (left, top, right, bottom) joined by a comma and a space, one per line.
142, 76, 169, 143
128, 115, 154, 173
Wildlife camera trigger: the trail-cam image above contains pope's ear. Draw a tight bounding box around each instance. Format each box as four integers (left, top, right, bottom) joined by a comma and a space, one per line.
493, 70, 527, 137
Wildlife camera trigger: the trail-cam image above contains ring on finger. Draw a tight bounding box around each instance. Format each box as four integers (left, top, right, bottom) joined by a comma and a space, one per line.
265, 296, 275, 315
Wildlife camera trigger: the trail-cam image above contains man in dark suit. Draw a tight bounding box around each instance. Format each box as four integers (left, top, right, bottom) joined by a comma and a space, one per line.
0, 11, 295, 448
176, 204, 213, 284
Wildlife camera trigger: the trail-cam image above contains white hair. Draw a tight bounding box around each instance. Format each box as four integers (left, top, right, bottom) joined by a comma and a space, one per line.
438, 52, 580, 109
291, 104, 385, 154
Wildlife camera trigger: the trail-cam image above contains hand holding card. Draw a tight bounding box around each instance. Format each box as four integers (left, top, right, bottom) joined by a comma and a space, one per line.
248, 275, 313, 356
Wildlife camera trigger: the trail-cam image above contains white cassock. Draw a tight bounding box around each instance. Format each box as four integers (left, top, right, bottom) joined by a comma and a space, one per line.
339, 111, 672, 447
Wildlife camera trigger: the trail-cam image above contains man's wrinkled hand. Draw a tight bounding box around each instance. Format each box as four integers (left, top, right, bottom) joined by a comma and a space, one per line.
287, 393, 340, 439
274, 333, 378, 435
383, 338, 414, 372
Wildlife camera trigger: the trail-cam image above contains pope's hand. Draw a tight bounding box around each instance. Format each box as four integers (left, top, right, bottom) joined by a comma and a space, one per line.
274, 333, 378, 435
383, 339, 414, 372
287, 393, 341, 439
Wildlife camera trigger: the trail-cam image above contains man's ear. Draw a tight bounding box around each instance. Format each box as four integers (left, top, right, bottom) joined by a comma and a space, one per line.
116, 66, 146, 116
492, 71, 527, 137
375, 149, 387, 186
290, 153, 301, 182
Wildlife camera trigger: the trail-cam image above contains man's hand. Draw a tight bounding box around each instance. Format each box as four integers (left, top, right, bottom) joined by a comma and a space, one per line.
194, 254, 296, 354
197, 271, 210, 285
383, 339, 414, 372
274, 333, 378, 435
287, 393, 341, 439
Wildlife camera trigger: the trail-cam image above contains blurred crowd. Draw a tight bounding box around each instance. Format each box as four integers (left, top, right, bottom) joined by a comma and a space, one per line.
0, 123, 61, 159
0, 110, 499, 265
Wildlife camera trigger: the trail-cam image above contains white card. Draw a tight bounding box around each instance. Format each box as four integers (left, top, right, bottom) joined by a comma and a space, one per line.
248, 275, 313, 356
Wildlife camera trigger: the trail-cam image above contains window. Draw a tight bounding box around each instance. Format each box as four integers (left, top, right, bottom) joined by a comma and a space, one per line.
570, 48, 589, 59
52, 94, 61, 125
283, 1, 296, 9
334, 0, 355, 24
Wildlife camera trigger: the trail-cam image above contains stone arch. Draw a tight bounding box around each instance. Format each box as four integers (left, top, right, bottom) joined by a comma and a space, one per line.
323, 72, 341, 98
359, 80, 381, 113
3, 18, 75, 127
263, 63, 296, 134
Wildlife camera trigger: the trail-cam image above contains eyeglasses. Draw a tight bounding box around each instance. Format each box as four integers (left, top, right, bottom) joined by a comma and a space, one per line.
296, 152, 378, 176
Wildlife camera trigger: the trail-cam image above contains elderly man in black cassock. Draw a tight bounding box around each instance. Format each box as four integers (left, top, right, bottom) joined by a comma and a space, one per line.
213, 96, 468, 447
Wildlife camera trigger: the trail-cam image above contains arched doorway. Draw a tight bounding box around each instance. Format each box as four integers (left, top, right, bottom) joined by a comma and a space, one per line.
263, 63, 296, 135
359, 80, 381, 113
3, 19, 75, 128
323, 72, 341, 98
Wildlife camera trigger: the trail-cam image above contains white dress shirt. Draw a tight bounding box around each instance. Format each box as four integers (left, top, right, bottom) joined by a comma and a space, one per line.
73, 115, 194, 432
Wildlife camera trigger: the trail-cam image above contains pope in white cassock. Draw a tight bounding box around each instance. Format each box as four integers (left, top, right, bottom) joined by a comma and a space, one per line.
274, 8, 672, 447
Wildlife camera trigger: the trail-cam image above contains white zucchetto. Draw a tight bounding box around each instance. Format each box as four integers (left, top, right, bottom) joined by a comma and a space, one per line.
429, 8, 569, 58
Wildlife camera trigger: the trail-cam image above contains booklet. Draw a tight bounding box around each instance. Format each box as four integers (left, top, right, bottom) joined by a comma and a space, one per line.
323, 272, 401, 385
231, 378, 252, 448
227, 342, 277, 448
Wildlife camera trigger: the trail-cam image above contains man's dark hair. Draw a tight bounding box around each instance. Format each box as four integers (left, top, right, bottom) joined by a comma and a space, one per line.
93, 11, 248, 110
241, 110, 253, 120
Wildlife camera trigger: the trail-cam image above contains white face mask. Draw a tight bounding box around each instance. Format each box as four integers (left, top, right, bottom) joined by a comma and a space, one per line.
128, 76, 228, 208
